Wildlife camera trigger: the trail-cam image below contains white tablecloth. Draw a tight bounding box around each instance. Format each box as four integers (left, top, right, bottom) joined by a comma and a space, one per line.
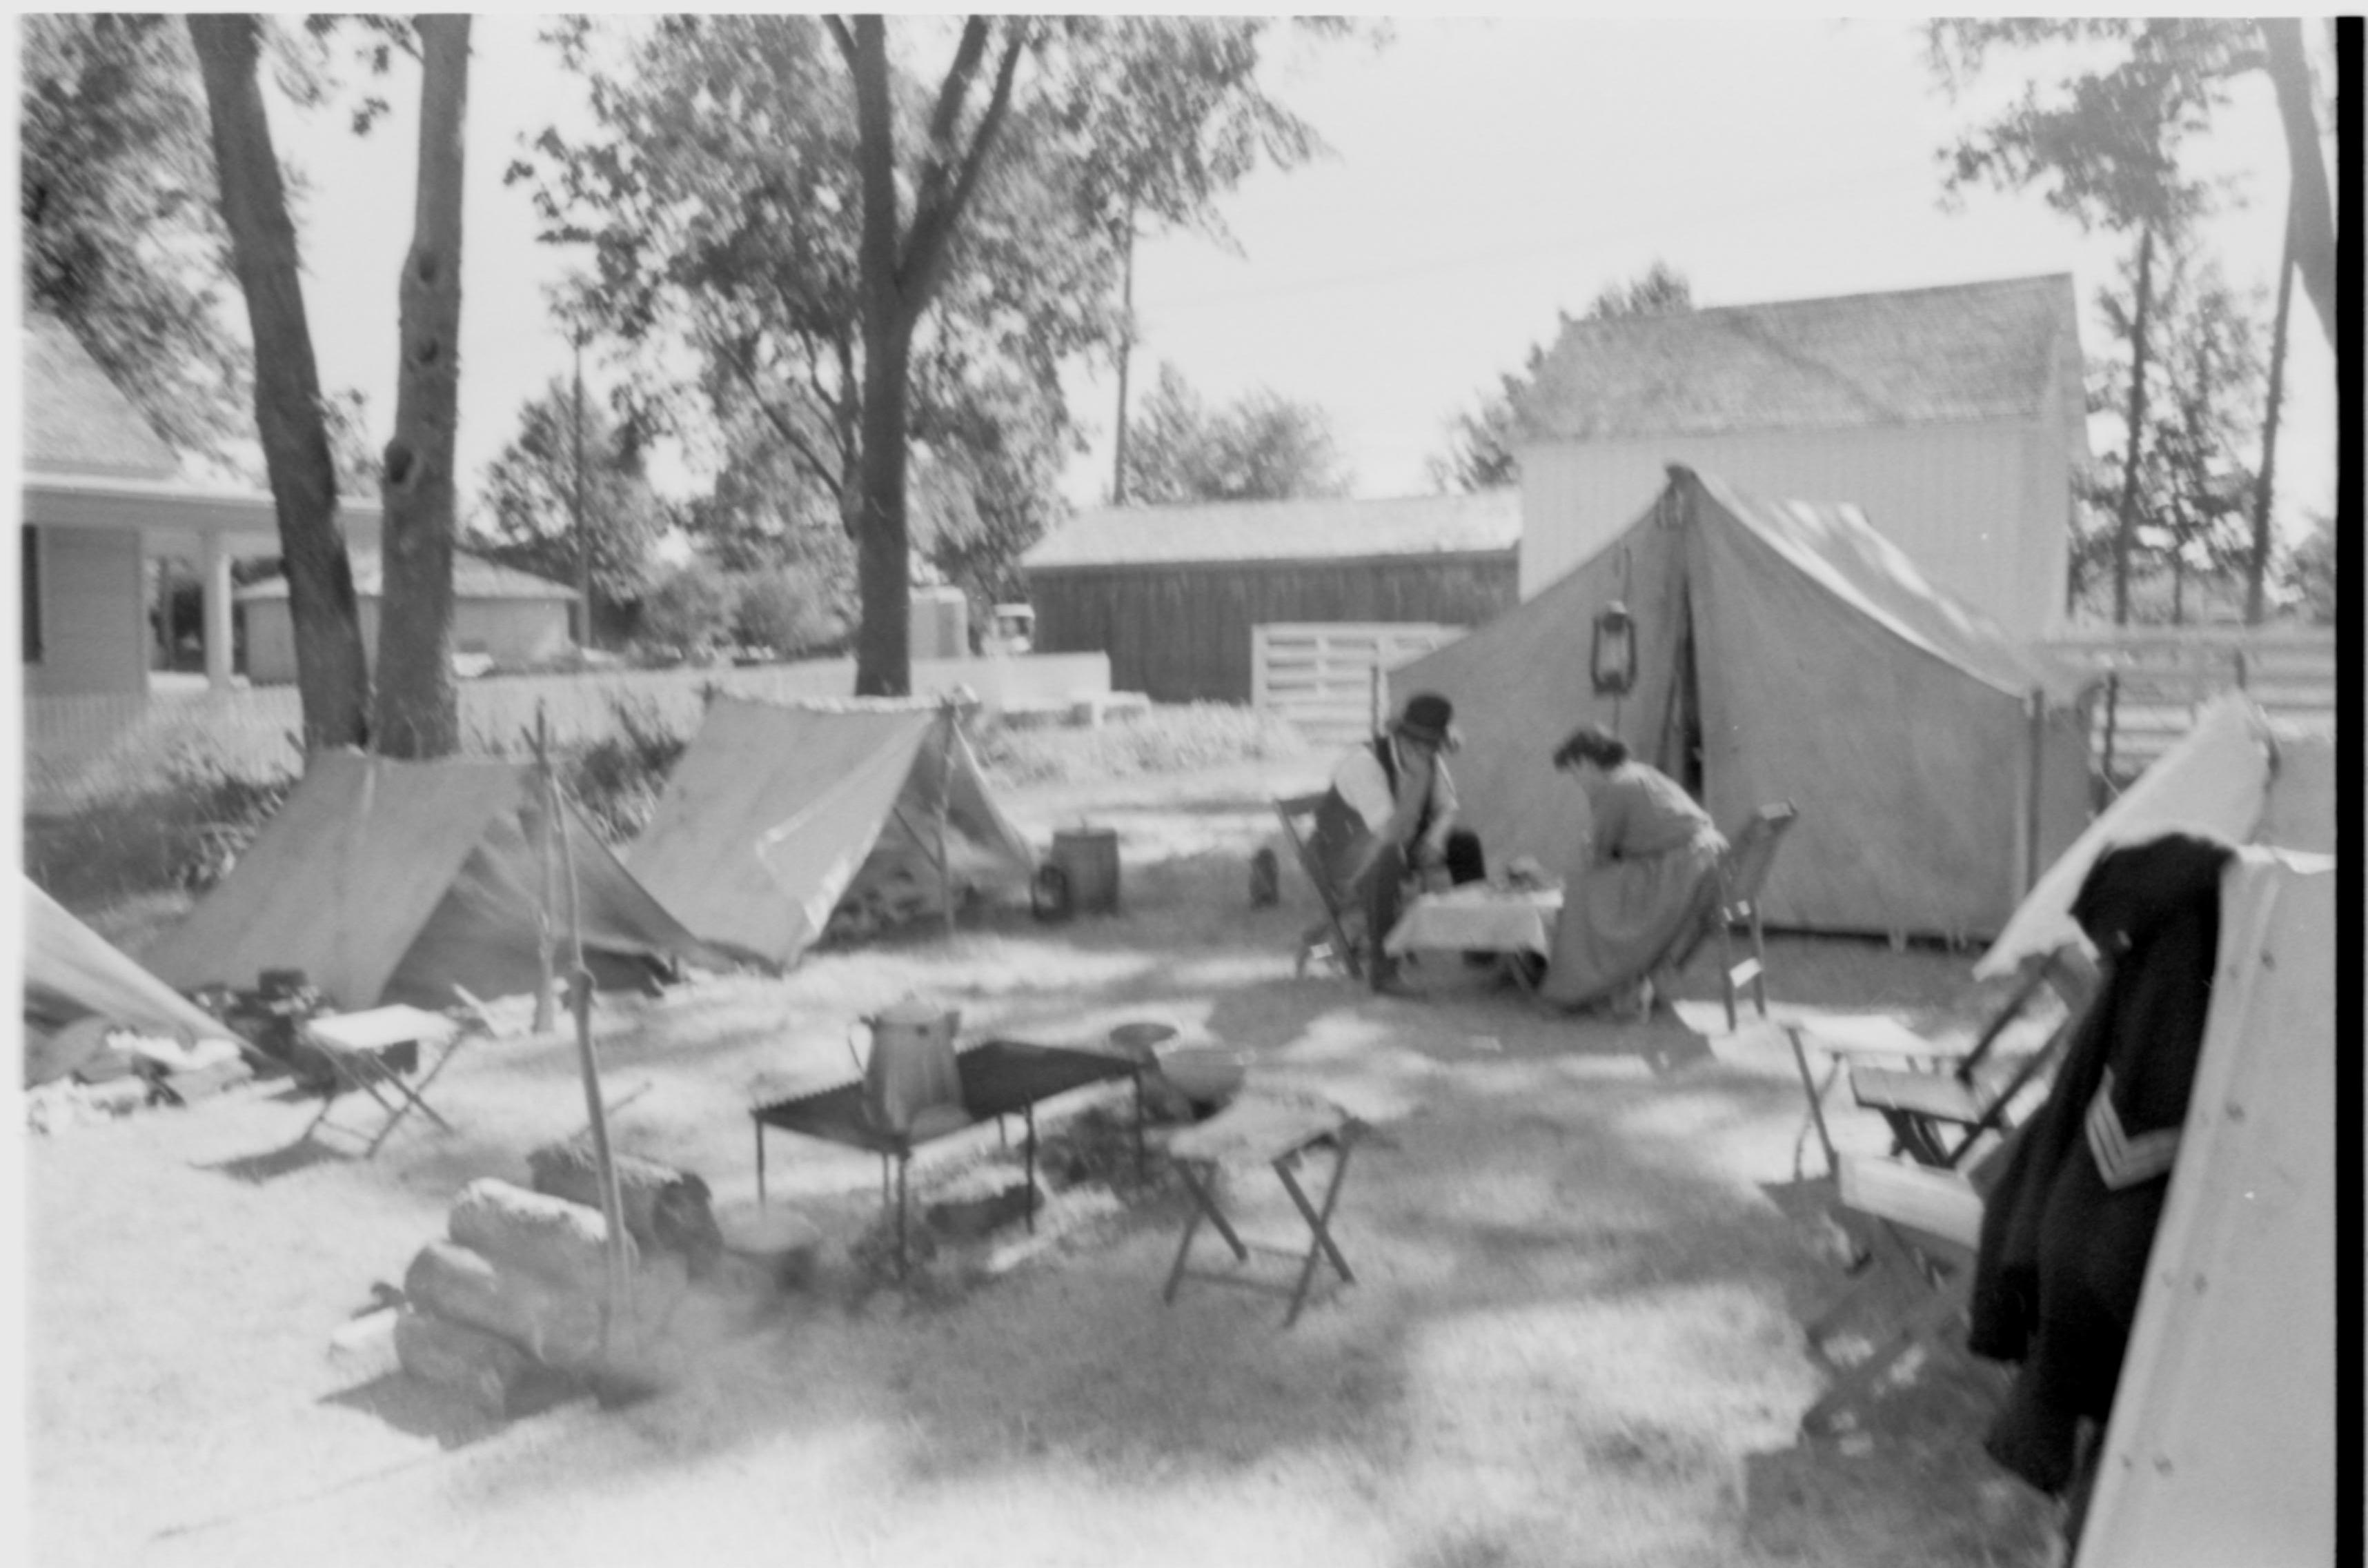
1384, 885, 1563, 957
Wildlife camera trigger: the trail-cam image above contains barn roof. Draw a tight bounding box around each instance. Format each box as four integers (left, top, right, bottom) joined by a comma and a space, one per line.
237, 549, 578, 602
1023, 490, 1522, 570
23, 310, 181, 479
1516, 273, 2079, 443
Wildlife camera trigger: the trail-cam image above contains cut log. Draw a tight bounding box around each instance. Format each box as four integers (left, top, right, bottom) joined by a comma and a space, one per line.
393, 1306, 532, 1417
448, 1177, 634, 1294
527, 1140, 723, 1275
404, 1240, 606, 1371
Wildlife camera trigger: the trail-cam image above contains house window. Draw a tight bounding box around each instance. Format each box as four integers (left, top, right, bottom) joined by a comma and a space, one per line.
21, 527, 41, 664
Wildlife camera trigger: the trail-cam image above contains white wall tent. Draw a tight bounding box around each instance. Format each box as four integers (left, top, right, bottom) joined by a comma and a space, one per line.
625, 698, 1036, 970
1392, 466, 2095, 940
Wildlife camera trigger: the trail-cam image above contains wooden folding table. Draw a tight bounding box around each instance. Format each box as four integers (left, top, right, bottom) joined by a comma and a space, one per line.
301, 1004, 465, 1156
1162, 1090, 1368, 1327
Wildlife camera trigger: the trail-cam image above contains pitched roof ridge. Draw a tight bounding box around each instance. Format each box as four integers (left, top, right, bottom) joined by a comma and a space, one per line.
1559, 271, 2073, 335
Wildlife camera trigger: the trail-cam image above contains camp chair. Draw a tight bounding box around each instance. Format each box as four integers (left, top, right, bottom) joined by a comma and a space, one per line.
1844, 946, 2098, 1169
1673, 801, 1800, 1031
1275, 793, 1365, 980
299, 1004, 467, 1158
1799, 1150, 1996, 1437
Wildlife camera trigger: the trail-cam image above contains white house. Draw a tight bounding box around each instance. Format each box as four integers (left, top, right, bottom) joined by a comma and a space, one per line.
1513, 274, 2088, 639
238, 548, 577, 683
21, 310, 382, 695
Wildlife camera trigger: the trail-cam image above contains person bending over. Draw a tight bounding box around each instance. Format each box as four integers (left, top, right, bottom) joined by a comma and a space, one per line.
1539, 724, 1725, 1018
1308, 691, 1486, 991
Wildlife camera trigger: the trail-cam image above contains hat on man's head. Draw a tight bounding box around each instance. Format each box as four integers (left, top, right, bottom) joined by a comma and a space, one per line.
1392, 691, 1459, 751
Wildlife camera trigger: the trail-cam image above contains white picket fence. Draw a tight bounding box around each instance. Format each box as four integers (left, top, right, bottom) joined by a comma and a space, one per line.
1251, 622, 1468, 748
2039, 626, 2338, 782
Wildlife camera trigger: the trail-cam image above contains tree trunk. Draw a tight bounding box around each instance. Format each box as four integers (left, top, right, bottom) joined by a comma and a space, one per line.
2246, 211, 2297, 626
187, 14, 370, 753
2110, 226, 2156, 628
374, 15, 471, 758
2260, 19, 2337, 351
854, 310, 915, 697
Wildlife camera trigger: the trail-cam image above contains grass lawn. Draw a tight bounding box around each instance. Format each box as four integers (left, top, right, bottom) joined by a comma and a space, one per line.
21, 756, 2060, 1568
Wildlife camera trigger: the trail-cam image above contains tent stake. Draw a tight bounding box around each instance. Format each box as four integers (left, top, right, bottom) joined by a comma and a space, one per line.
551, 763, 631, 1364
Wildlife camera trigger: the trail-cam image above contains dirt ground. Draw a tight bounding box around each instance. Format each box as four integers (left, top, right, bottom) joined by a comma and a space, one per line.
22, 757, 2063, 1567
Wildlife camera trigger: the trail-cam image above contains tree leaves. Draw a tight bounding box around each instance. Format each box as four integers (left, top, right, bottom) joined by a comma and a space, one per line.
1126, 364, 1350, 504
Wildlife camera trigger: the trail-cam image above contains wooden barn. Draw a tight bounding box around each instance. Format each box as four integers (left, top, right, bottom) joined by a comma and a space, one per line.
1020, 492, 1520, 702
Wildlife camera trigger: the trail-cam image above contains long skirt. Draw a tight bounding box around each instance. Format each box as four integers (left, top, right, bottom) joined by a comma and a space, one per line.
1539, 829, 1725, 1009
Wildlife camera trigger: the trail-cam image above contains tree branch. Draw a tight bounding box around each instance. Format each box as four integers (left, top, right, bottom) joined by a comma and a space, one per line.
712, 331, 845, 502
900, 22, 1027, 316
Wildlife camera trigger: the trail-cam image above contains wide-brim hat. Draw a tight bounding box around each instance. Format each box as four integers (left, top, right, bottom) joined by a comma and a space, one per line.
1391, 691, 1460, 751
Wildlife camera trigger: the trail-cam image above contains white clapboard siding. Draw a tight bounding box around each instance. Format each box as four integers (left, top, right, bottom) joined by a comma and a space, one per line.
1252, 622, 1468, 748
2040, 628, 2336, 780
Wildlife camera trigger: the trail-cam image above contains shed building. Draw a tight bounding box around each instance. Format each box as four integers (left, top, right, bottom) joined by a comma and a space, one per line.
1021, 490, 1521, 702
238, 549, 575, 683
1515, 274, 2086, 639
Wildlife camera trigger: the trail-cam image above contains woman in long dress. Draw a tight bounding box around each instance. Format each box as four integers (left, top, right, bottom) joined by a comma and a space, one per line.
1539, 725, 1727, 1015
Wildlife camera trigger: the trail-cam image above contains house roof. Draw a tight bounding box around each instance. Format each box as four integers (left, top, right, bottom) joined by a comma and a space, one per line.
237, 549, 578, 602
1023, 490, 1522, 570
23, 310, 181, 479
1516, 273, 2080, 443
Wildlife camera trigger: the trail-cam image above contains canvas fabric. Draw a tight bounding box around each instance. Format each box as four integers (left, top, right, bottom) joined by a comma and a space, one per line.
24, 875, 233, 1046
143, 752, 710, 1010
1392, 466, 2091, 937
626, 698, 1036, 969
1978, 695, 2336, 978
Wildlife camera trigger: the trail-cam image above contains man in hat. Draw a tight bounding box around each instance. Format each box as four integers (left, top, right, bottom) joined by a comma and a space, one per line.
1309, 691, 1486, 990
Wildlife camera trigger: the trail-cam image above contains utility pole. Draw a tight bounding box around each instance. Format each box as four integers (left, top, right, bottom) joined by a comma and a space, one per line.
2245, 210, 2297, 626
1110, 195, 1137, 505
571, 330, 592, 651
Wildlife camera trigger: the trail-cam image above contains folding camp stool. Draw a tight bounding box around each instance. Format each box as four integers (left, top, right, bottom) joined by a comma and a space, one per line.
301, 1004, 465, 1156
1162, 1091, 1369, 1328
1799, 1153, 1996, 1438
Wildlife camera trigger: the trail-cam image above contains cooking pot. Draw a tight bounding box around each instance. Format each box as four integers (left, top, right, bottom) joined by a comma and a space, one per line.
851, 1000, 965, 1136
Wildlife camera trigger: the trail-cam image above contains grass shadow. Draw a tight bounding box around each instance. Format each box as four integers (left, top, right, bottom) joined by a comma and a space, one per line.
318, 1365, 588, 1449
197, 1132, 353, 1184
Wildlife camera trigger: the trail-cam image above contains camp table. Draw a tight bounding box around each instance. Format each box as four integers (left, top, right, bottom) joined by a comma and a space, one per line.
1383, 883, 1563, 990
300, 1004, 464, 1156
1162, 1089, 1368, 1328
751, 1037, 1145, 1276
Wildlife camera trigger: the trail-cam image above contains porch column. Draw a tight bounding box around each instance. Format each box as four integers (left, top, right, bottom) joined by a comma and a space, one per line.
202, 533, 236, 687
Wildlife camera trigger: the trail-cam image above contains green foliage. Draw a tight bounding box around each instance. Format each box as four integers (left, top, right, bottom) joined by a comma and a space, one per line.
1428, 261, 1693, 493
635, 559, 738, 656
1125, 364, 1349, 504
562, 696, 691, 844
21, 14, 252, 459
24, 753, 296, 915
1926, 19, 2258, 236
470, 374, 672, 613
2279, 513, 2336, 625
730, 565, 847, 657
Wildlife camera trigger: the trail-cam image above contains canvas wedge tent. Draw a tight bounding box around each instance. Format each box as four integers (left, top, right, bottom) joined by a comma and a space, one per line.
23, 876, 252, 1084
1392, 466, 2096, 939
625, 697, 1037, 969
143, 751, 718, 1012
1979, 694, 2335, 979
2069, 846, 2335, 1567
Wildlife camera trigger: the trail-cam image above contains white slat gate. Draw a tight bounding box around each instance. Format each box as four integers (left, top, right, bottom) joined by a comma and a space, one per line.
1252, 622, 1468, 748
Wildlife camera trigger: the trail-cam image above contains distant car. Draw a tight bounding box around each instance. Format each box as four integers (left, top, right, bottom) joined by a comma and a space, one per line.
987, 602, 1036, 657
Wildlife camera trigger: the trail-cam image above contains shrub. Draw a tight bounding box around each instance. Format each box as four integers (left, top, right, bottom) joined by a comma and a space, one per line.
25, 751, 296, 914
731, 565, 847, 659
564, 695, 691, 844
971, 703, 1309, 788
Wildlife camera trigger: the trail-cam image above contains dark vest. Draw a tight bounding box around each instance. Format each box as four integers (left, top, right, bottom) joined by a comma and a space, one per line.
1311, 737, 1434, 877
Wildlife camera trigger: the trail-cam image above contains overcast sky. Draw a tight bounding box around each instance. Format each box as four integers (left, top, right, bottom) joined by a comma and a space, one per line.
276, 13, 2336, 547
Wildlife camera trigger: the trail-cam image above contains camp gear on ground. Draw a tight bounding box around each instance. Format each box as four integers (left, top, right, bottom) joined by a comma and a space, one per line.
628, 697, 1035, 969
1050, 826, 1121, 914
21, 876, 253, 1086
1394, 466, 2093, 939
1163, 1090, 1366, 1328
144, 753, 714, 1012
753, 1038, 1147, 1277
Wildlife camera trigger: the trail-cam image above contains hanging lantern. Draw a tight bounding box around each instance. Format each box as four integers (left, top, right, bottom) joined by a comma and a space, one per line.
1590, 600, 1636, 697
